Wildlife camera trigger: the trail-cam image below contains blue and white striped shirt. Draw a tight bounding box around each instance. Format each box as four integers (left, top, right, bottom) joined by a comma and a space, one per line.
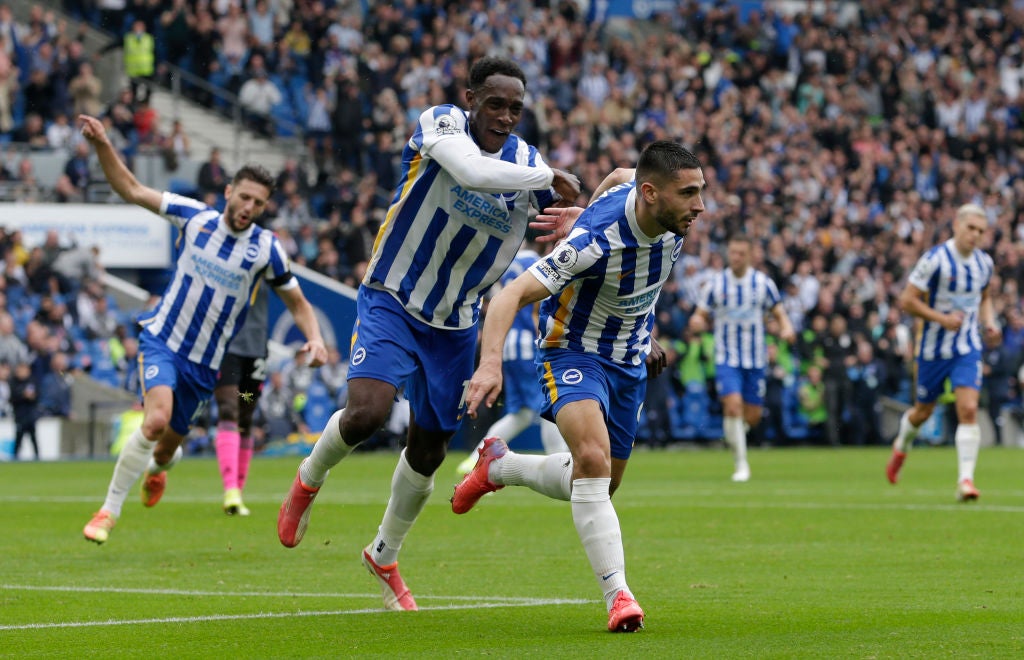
138, 192, 295, 370
529, 184, 683, 366
698, 267, 781, 369
908, 238, 994, 360
500, 249, 540, 362
363, 104, 556, 330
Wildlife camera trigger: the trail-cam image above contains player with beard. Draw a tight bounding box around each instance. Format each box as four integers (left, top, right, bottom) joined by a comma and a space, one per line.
77, 114, 328, 544
455, 141, 706, 631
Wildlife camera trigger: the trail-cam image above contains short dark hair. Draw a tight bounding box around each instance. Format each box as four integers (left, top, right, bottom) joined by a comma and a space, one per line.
232, 164, 276, 194
468, 56, 527, 92
635, 141, 702, 185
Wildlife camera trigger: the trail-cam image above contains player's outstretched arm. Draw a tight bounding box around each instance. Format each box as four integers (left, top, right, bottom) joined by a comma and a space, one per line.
78, 114, 163, 214
531, 206, 583, 244
277, 286, 328, 367
467, 272, 550, 418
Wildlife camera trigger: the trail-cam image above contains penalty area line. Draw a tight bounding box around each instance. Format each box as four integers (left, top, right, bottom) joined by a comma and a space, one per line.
0, 598, 592, 631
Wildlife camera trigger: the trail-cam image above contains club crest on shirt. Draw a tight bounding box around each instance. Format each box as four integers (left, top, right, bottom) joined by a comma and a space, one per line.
351, 347, 367, 366
671, 240, 684, 261
435, 114, 459, 136
245, 244, 261, 261
145, 365, 159, 380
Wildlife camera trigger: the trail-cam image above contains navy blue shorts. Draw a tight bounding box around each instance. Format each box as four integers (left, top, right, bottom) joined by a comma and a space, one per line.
348, 287, 477, 433
537, 348, 646, 460
915, 351, 982, 403
139, 332, 218, 436
715, 364, 766, 405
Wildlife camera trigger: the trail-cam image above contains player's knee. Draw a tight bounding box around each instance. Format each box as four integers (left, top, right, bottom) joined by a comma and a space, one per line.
572, 445, 611, 478
956, 402, 979, 423
217, 399, 240, 423
141, 412, 171, 439
338, 404, 389, 443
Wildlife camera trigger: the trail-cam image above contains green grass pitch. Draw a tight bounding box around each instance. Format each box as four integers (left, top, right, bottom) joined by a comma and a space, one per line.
2, 446, 1023, 658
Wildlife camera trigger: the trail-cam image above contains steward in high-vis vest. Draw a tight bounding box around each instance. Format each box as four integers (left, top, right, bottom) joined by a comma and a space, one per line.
123, 20, 155, 79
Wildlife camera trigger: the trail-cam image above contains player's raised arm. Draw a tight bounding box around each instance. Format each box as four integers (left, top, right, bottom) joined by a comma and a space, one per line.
78, 114, 163, 214
276, 285, 328, 368
466, 271, 550, 418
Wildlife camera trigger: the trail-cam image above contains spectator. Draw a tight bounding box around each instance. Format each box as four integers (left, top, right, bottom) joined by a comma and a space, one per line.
38, 351, 73, 419
12, 112, 49, 150
238, 64, 282, 137
67, 60, 103, 118
197, 146, 229, 197
0, 310, 30, 366
122, 19, 155, 98
10, 361, 40, 460
55, 141, 93, 202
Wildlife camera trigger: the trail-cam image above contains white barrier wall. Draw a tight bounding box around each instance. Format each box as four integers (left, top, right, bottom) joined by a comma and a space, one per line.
0, 418, 63, 461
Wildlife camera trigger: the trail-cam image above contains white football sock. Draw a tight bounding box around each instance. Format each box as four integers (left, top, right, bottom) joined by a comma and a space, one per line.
539, 418, 569, 454
484, 408, 534, 444
724, 416, 747, 466
571, 477, 629, 611
492, 451, 572, 500
371, 449, 433, 566
300, 409, 355, 487
101, 428, 155, 517
145, 445, 182, 475
894, 410, 921, 453
955, 423, 981, 482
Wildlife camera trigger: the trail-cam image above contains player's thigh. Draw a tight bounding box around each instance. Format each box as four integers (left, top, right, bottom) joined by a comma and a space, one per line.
915, 355, 961, 404
405, 323, 477, 434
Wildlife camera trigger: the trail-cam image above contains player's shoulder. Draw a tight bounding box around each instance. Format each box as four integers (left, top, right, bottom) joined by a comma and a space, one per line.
421, 104, 468, 131
164, 191, 212, 217
579, 183, 634, 229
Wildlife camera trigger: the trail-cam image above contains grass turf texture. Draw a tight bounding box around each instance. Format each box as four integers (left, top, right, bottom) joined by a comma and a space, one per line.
2, 446, 1023, 658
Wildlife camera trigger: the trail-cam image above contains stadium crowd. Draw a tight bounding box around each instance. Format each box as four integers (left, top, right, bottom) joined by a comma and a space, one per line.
2, 0, 1024, 453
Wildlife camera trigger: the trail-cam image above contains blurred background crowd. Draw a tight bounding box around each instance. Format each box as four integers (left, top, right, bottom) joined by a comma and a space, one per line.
2, 0, 1024, 456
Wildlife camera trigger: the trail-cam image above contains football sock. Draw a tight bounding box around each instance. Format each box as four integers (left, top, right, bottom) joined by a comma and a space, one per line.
494, 451, 572, 500
955, 423, 981, 482
539, 418, 568, 454
300, 409, 353, 488
145, 445, 182, 475
101, 427, 155, 517
571, 477, 629, 611
724, 416, 747, 466
484, 408, 534, 446
894, 410, 921, 453
237, 435, 254, 490
371, 449, 433, 566
215, 422, 241, 491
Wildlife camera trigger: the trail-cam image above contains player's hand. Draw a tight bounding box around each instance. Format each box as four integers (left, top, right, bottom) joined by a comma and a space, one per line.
940, 310, 965, 332
984, 323, 1003, 348
466, 363, 503, 419
646, 337, 668, 379
78, 114, 108, 144
531, 206, 583, 244
550, 168, 581, 205
296, 339, 328, 368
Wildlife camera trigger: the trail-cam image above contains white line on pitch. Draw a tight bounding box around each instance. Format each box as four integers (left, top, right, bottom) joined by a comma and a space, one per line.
0, 584, 592, 604
0, 598, 593, 631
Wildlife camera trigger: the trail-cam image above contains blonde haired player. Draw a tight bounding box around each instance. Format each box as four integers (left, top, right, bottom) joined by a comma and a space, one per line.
886, 203, 1001, 500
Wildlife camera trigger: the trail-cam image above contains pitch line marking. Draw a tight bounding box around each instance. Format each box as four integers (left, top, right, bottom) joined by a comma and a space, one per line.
0, 598, 592, 631
1, 584, 592, 604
